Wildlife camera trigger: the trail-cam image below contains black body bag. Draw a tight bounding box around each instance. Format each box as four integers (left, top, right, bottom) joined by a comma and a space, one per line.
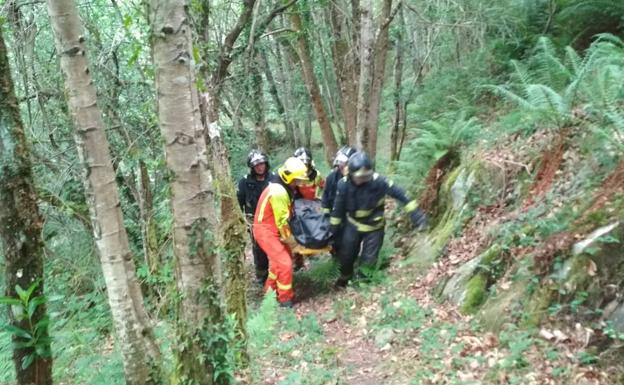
289, 199, 332, 249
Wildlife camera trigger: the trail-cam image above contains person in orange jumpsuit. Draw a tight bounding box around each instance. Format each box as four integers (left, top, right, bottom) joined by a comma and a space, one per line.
293, 147, 325, 200
253, 157, 309, 307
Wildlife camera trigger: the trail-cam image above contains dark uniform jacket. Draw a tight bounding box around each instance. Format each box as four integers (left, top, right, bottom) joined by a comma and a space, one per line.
320, 168, 342, 213
236, 172, 279, 217
329, 173, 415, 232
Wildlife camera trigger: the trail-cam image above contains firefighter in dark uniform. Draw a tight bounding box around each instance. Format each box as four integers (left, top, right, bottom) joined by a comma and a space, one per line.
237, 150, 278, 284
321, 145, 357, 215
329, 151, 427, 287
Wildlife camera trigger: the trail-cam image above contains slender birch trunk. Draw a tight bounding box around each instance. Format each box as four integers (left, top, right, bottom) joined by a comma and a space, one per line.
366, 0, 393, 160
327, 3, 358, 144
250, 54, 268, 151
46, 1, 160, 384
356, 0, 374, 153
289, 4, 338, 164
150, 1, 233, 382
0, 27, 53, 385
390, 5, 405, 162
261, 49, 295, 146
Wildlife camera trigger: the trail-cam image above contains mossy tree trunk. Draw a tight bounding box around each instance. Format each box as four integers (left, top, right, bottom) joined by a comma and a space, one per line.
46, 0, 160, 383
150, 1, 232, 383
0, 26, 53, 385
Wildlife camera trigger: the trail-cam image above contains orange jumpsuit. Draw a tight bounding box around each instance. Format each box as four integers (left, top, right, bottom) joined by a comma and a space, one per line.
253, 182, 295, 303
297, 171, 325, 200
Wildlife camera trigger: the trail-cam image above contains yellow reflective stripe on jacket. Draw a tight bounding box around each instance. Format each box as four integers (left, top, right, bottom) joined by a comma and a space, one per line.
269, 184, 291, 231
268, 271, 277, 280
276, 280, 292, 291
405, 200, 418, 213
321, 207, 331, 214
347, 215, 384, 232
330, 216, 342, 225
258, 182, 291, 223
354, 198, 386, 218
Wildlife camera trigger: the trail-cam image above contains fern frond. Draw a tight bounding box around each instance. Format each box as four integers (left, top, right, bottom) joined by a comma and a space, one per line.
564, 46, 583, 76
509, 60, 532, 86
489, 85, 536, 111
526, 84, 571, 124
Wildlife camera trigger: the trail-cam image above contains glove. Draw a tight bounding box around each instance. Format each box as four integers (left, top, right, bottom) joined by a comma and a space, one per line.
410, 208, 427, 230
281, 235, 299, 250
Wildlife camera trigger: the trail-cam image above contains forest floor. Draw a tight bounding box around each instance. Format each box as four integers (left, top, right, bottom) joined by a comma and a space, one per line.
246, 237, 611, 385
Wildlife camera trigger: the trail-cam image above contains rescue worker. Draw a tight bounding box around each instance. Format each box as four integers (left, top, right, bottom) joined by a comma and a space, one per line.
293, 147, 325, 200
237, 150, 277, 284
253, 157, 309, 307
329, 151, 427, 287
321, 145, 357, 214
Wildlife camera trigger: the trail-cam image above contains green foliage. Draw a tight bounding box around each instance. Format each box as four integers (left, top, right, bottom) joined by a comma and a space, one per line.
398, 112, 481, 185
0, 281, 52, 370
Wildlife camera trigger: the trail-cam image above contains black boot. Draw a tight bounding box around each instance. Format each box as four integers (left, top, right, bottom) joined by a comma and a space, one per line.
334, 275, 350, 288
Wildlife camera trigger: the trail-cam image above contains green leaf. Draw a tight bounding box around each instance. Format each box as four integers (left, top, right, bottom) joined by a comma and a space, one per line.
27, 296, 47, 319
15, 281, 39, 305
13, 340, 35, 349
4, 325, 33, 340
123, 14, 133, 29
0, 296, 21, 306
34, 316, 50, 336
21, 354, 34, 370
15, 285, 28, 304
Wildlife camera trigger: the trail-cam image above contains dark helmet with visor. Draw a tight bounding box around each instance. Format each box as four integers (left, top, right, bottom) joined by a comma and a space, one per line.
347, 151, 374, 184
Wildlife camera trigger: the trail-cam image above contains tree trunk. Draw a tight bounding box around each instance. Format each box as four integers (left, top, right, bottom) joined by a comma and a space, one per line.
365, 0, 393, 160
0, 26, 53, 385
202, 92, 249, 366
304, 104, 313, 148
250, 53, 268, 151
261, 49, 295, 146
46, 1, 160, 384
150, 1, 231, 383
276, 40, 304, 147
328, 2, 358, 145
390, 4, 404, 162
289, 4, 338, 164
192, 0, 252, 366
355, 0, 374, 153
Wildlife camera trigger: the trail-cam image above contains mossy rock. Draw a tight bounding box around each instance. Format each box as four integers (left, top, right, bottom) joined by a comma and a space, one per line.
477, 267, 532, 332
440, 244, 503, 313
460, 273, 488, 314
522, 282, 556, 328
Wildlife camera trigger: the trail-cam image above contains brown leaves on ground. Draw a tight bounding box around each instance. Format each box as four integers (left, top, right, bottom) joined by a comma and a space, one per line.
524, 128, 570, 208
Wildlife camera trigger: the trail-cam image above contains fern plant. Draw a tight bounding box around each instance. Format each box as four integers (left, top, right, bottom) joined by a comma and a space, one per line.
398, 112, 481, 184
489, 37, 595, 129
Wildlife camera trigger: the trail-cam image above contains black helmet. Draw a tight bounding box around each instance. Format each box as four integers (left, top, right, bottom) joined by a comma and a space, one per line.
293, 147, 312, 166
247, 149, 269, 169
347, 151, 374, 183
333, 145, 357, 166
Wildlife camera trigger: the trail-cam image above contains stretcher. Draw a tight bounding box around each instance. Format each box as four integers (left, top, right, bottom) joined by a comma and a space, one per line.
292, 245, 333, 256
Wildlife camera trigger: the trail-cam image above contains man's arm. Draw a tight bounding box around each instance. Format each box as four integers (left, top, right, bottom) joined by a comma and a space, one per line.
236, 177, 246, 212
329, 179, 348, 231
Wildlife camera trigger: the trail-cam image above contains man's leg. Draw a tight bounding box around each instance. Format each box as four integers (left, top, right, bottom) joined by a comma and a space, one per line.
251, 234, 269, 285
253, 226, 294, 304
357, 230, 385, 279
335, 223, 361, 287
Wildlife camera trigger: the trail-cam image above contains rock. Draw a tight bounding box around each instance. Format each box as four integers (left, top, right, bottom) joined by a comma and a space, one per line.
374, 328, 395, 348
572, 221, 620, 255
608, 302, 624, 334
441, 255, 482, 306
450, 169, 476, 210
